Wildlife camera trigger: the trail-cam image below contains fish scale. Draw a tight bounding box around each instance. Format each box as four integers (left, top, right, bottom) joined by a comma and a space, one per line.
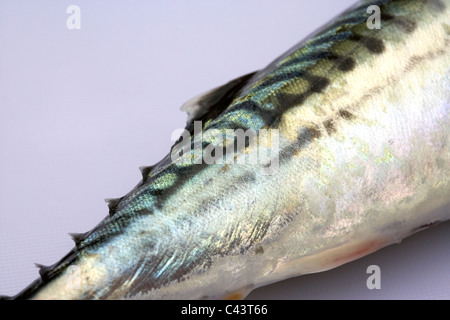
3, 0, 450, 299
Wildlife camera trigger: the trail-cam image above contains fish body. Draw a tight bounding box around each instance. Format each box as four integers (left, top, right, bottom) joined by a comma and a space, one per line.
6, 0, 450, 299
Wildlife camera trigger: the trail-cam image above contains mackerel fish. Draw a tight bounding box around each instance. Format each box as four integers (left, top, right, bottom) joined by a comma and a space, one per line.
3, 0, 450, 299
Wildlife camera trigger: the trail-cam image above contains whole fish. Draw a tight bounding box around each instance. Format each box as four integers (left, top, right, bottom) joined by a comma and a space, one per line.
3, 0, 450, 299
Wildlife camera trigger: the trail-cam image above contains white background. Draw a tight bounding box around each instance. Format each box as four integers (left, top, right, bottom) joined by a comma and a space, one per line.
0, 0, 449, 299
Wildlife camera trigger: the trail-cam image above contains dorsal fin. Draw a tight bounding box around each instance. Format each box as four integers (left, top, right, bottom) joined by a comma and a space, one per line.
105, 197, 123, 216
139, 165, 155, 183
139, 71, 258, 181
69, 232, 89, 247
34, 263, 48, 271
181, 71, 257, 133
34, 263, 52, 280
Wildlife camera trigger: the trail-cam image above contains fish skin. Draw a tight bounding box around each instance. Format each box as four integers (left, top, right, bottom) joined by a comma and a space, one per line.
5, 0, 450, 299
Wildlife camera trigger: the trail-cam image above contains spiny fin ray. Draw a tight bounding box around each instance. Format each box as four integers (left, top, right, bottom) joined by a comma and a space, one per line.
105, 197, 123, 217
139, 165, 155, 183
181, 71, 257, 133
34, 263, 52, 280
69, 232, 89, 246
